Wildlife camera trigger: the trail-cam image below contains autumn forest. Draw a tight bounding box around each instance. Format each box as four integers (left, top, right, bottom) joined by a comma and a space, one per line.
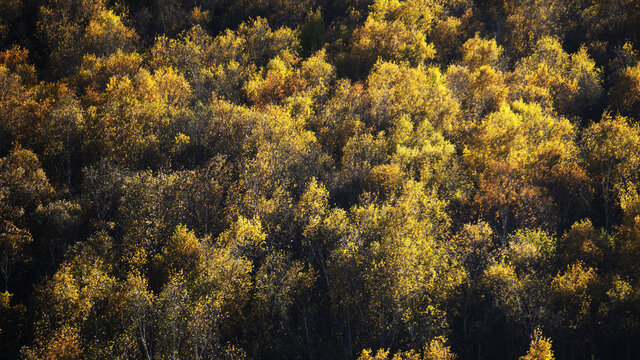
1, 0, 640, 359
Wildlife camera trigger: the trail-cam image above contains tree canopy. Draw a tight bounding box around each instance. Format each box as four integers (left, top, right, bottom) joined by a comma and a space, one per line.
1, 0, 640, 359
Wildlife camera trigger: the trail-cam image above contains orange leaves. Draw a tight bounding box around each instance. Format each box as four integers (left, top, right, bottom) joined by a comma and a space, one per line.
0, 45, 36, 84
40, 325, 82, 360
245, 50, 335, 107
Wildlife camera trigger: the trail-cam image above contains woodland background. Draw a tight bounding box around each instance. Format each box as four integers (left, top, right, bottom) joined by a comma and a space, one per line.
1, 0, 640, 359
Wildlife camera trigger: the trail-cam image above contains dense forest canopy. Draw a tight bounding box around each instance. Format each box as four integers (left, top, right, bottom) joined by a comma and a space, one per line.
1, 0, 640, 359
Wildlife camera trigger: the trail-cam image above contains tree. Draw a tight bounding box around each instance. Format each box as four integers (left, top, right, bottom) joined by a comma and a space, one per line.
445, 36, 507, 127
520, 329, 555, 360
464, 101, 580, 236
557, 219, 606, 267
479, 260, 549, 355
505, 228, 556, 272
38, 0, 138, 78
300, 9, 326, 56
503, 0, 563, 56
511, 37, 603, 119
367, 61, 460, 135
0, 61, 30, 155
330, 181, 464, 352
549, 263, 598, 352
356, 336, 456, 360
249, 250, 316, 357
0, 290, 26, 359
24, 232, 116, 359
311, 79, 368, 158
581, 114, 640, 228
349, 0, 441, 76
609, 60, 640, 120
423, 336, 457, 360
0, 222, 32, 291
0, 0, 23, 47
0, 148, 54, 291
83, 9, 138, 56
119, 273, 154, 360
388, 116, 470, 201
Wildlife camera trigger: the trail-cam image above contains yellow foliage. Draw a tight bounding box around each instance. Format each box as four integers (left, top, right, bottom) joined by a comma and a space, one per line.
84, 9, 138, 55
367, 61, 459, 133
511, 37, 602, 116
461, 35, 503, 70
610, 60, 640, 119
520, 329, 555, 360
350, 0, 441, 73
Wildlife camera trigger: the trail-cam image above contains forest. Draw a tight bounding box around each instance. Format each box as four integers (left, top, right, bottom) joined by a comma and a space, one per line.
1, 0, 640, 358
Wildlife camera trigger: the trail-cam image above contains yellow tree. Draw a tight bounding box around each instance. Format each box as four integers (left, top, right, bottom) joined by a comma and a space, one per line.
0, 51, 34, 155
510, 37, 602, 118
581, 114, 640, 228
24, 232, 116, 359
464, 101, 580, 236
0, 148, 53, 291
38, 0, 137, 77
520, 329, 555, 360
549, 263, 598, 353
367, 61, 460, 135
83, 9, 138, 56
350, 0, 441, 75
330, 181, 464, 350
445, 36, 507, 129
609, 60, 640, 120
356, 336, 456, 360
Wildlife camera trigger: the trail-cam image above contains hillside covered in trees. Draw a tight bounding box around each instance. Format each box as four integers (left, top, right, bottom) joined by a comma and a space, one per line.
1, 0, 640, 359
